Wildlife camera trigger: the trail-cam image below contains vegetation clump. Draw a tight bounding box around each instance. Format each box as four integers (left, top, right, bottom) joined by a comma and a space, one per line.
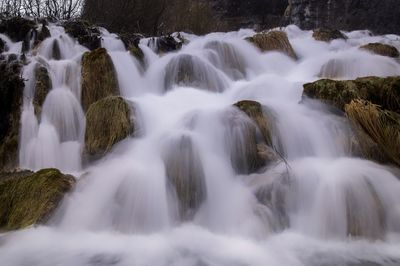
246, 30, 297, 59
345, 100, 400, 167
0, 169, 75, 231
63, 20, 101, 50
360, 43, 400, 58
85, 96, 134, 158
81, 48, 119, 110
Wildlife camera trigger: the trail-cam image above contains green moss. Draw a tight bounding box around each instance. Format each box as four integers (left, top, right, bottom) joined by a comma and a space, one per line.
0, 169, 75, 231
246, 31, 297, 59
81, 48, 119, 111
303, 76, 400, 112
85, 96, 134, 157
360, 43, 400, 58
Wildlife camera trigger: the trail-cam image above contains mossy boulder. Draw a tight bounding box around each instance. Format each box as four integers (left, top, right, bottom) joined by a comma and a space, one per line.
81, 48, 119, 110
312, 28, 347, 42
0, 59, 24, 171
63, 20, 101, 50
33, 64, 52, 116
360, 43, 400, 58
163, 135, 206, 220
0, 168, 75, 231
345, 100, 400, 167
246, 31, 297, 60
230, 101, 280, 174
85, 96, 134, 158
303, 76, 400, 112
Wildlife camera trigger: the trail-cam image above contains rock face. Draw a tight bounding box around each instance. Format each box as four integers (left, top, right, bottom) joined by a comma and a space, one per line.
0, 169, 75, 231
360, 43, 400, 58
63, 20, 101, 50
312, 28, 347, 42
285, 0, 400, 35
246, 31, 297, 59
81, 48, 119, 110
85, 96, 134, 158
303, 76, 400, 166
0, 59, 24, 170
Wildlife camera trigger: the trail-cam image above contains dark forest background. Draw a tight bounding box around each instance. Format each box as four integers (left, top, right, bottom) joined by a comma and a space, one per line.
0, 0, 288, 35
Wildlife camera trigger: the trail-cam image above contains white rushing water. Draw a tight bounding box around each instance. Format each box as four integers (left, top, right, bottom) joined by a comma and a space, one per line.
1, 24, 400, 266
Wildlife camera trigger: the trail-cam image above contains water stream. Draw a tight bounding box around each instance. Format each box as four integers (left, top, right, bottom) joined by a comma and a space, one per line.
1, 24, 400, 266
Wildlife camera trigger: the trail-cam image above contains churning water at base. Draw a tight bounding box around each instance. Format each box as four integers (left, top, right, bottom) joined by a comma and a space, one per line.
1, 25, 400, 265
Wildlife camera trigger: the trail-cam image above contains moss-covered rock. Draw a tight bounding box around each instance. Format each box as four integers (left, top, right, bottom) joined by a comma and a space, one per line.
0, 60, 24, 171
360, 43, 400, 58
312, 28, 347, 42
85, 96, 134, 158
345, 100, 400, 167
33, 64, 52, 116
63, 20, 101, 50
0, 168, 75, 231
246, 30, 297, 59
303, 76, 400, 112
229, 101, 280, 174
81, 48, 119, 110
163, 135, 206, 220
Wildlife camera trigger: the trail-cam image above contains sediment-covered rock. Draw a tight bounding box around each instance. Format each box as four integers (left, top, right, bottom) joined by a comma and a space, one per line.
312, 28, 347, 42
163, 135, 206, 220
246, 30, 297, 59
360, 43, 400, 58
229, 101, 280, 174
0, 169, 75, 231
164, 54, 227, 92
63, 20, 101, 50
85, 96, 134, 158
303, 76, 400, 112
81, 48, 119, 110
0, 59, 24, 171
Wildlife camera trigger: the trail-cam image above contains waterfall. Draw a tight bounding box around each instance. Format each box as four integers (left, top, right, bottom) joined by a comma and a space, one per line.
1, 24, 400, 266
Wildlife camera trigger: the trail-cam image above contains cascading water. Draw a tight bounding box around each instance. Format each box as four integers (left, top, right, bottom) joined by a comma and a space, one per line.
1, 24, 400, 266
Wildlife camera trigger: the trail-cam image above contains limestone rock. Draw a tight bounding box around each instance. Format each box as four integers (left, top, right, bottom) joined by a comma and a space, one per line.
360, 43, 400, 58
246, 30, 297, 59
